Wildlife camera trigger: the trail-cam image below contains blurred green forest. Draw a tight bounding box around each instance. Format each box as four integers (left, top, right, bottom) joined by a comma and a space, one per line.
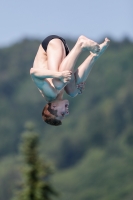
0, 37, 133, 200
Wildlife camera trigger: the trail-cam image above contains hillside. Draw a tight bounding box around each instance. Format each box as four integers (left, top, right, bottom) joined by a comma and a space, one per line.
0, 37, 133, 200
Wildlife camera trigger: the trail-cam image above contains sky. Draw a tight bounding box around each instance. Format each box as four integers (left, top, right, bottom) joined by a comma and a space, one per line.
0, 0, 133, 47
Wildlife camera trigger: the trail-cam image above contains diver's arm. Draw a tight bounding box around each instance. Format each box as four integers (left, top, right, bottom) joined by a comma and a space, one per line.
30, 67, 61, 79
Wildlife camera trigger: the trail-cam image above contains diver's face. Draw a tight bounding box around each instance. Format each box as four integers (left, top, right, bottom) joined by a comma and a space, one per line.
51, 100, 69, 120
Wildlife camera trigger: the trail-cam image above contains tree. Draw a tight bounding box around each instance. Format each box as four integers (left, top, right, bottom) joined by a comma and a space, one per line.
13, 122, 58, 200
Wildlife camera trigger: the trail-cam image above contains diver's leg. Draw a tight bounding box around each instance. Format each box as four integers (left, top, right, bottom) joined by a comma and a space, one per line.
58, 35, 100, 73
47, 36, 100, 89
74, 38, 110, 84
46, 38, 72, 89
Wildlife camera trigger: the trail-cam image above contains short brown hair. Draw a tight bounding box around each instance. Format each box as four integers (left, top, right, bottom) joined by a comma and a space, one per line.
42, 103, 62, 126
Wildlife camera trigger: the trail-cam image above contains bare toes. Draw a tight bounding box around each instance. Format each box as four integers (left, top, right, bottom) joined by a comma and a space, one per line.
105, 38, 110, 42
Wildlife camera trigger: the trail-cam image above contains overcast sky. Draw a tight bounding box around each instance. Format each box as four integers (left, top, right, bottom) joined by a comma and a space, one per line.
0, 0, 132, 47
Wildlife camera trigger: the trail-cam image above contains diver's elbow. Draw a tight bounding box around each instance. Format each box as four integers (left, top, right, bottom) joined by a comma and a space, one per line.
30, 68, 35, 75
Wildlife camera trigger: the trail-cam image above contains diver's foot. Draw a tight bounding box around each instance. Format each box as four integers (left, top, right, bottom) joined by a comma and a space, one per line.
90, 38, 110, 57
79, 36, 100, 53
86, 39, 100, 53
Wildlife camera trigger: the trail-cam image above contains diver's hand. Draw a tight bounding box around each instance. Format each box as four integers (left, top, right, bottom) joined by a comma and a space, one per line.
76, 82, 85, 94
60, 71, 72, 83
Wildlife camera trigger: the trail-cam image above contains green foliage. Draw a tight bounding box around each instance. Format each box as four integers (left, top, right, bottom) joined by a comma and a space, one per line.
13, 123, 58, 200
0, 37, 133, 200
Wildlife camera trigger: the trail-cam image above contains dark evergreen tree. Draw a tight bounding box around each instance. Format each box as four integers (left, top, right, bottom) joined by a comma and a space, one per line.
14, 122, 58, 200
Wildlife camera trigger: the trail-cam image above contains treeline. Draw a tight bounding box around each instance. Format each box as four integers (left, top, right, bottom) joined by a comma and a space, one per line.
0, 37, 133, 200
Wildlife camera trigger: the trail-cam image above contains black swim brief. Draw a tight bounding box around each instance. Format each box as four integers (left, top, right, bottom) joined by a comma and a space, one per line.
42, 35, 70, 56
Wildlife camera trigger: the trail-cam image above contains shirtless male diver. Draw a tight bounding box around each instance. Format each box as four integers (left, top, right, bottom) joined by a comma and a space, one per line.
30, 35, 110, 126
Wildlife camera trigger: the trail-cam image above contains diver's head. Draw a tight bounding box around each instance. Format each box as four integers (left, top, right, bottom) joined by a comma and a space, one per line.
42, 100, 69, 126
